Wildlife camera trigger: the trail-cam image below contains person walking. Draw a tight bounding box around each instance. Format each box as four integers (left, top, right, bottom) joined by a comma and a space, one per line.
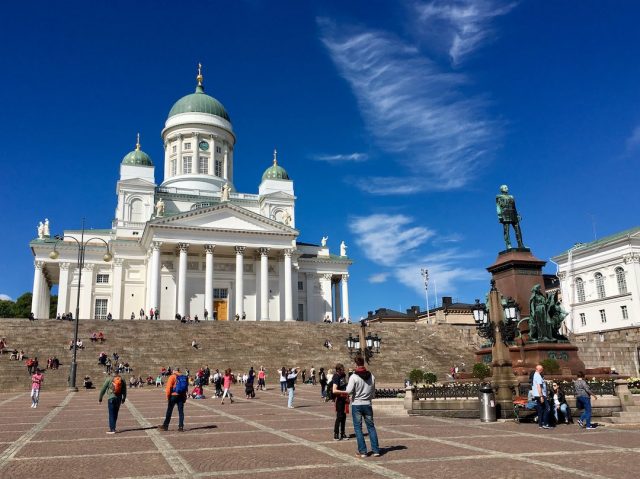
531, 364, 552, 429
221, 368, 234, 404
98, 371, 127, 434
30, 368, 44, 408
343, 356, 380, 457
245, 367, 256, 399
279, 367, 287, 395
574, 371, 598, 430
160, 368, 188, 431
319, 367, 327, 399
257, 367, 266, 391
286, 367, 299, 408
331, 363, 349, 440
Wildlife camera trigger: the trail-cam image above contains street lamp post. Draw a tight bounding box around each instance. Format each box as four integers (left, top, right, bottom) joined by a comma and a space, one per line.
49, 219, 112, 391
420, 268, 429, 321
346, 319, 381, 363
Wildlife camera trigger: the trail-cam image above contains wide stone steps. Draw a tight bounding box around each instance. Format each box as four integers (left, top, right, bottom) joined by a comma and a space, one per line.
0, 318, 476, 391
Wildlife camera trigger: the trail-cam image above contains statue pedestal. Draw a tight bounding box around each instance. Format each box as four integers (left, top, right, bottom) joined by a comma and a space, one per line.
487, 248, 546, 317
475, 342, 586, 376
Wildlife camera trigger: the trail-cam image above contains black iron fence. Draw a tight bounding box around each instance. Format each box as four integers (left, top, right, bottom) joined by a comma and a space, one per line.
518, 380, 615, 397
374, 388, 405, 399
414, 383, 480, 400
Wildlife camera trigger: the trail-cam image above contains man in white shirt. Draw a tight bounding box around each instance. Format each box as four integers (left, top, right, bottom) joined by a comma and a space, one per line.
531, 364, 551, 429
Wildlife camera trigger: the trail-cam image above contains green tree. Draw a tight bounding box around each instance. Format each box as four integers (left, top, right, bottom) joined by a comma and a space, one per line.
423, 372, 437, 384
540, 359, 560, 374
408, 369, 425, 385
0, 300, 15, 318
472, 363, 491, 381
49, 295, 58, 318
13, 293, 32, 318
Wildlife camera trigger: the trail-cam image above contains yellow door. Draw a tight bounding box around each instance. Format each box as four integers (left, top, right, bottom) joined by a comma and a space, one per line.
215, 300, 228, 321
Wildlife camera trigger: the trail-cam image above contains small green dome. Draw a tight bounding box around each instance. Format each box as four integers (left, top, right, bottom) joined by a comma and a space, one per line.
168, 84, 231, 122
262, 149, 290, 181
122, 136, 153, 166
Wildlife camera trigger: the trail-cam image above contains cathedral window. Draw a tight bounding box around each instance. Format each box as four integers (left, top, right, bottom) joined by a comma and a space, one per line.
170, 159, 176, 176
599, 309, 607, 323
595, 272, 605, 299
621, 305, 629, 320
615, 267, 627, 294
298, 304, 304, 321
96, 274, 109, 284
213, 288, 228, 299
184, 142, 191, 150
579, 313, 586, 326
199, 156, 208, 174
183, 156, 192, 174
215, 159, 222, 177
94, 299, 108, 320
216, 146, 222, 153
172, 145, 177, 154
575, 278, 585, 303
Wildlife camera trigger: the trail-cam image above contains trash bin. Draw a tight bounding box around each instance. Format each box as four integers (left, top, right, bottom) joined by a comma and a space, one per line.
479, 384, 497, 422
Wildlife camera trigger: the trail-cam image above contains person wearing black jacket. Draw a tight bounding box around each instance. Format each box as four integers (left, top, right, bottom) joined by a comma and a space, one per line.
551, 382, 572, 424
331, 363, 349, 441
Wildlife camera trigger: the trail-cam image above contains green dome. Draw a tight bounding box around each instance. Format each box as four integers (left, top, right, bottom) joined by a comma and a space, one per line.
122, 138, 153, 166
262, 150, 290, 181
168, 84, 231, 122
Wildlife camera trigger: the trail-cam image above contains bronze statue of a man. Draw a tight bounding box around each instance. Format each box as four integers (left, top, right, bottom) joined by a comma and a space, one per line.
496, 185, 525, 250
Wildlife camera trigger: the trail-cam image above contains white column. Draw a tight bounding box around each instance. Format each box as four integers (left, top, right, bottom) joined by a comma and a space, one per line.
80, 264, 95, 319
177, 134, 183, 175
194, 132, 199, 173
177, 243, 189, 317
228, 147, 234, 182
145, 251, 152, 310
223, 143, 229, 180
57, 262, 70, 316
253, 253, 260, 321
150, 242, 162, 312
235, 246, 245, 319
341, 274, 350, 322
111, 258, 124, 320
335, 279, 342, 319
260, 248, 270, 321
31, 261, 44, 318
322, 273, 333, 321
204, 244, 215, 321
284, 249, 293, 321
292, 265, 299, 320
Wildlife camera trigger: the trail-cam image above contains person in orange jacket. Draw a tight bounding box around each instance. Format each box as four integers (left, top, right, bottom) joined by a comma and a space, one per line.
159, 367, 188, 431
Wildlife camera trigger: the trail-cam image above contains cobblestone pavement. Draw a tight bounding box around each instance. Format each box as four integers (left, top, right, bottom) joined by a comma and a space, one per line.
0, 385, 639, 479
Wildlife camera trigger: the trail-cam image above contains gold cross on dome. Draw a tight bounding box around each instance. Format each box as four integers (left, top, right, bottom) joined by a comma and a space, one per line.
273, 148, 278, 165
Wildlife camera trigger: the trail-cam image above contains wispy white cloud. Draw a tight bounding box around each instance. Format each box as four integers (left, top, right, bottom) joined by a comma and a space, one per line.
368, 273, 389, 284
318, 18, 497, 193
412, 0, 517, 65
625, 125, 640, 151
349, 213, 484, 297
0, 294, 13, 301
313, 153, 369, 163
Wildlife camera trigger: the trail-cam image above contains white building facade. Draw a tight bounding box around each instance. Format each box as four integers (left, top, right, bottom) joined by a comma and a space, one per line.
552, 227, 640, 334
29, 70, 352, 322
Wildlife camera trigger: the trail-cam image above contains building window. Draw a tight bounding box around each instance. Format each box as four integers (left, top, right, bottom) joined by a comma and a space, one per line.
96, 274, 109, 284
199, 156, 208, 174
213, 288, 228, 299
576, 278, 585, 303
595, 273, 605, 299
616, 267, 627, 295
298, 304, 304, 321
170, 159, 176, 176
187, 261, 199, 270
599, 309, 607, 323
580, 313, 586, 326
183, 156, 192, 174
172, 145, 177, 154
214, 159, 222, 177
298, 281, 304, 291
184, 142, 191, 150
94, 299, 108, 320
621, 305, 629, 320
216, 146, 222, 153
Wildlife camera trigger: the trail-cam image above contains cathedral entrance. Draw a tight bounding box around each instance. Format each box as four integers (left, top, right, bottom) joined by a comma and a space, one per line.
214, 300, 228, 321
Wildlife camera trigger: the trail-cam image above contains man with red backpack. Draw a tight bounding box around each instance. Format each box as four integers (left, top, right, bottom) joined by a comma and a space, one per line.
159, 367, 188, 432
99, 371, 127, 434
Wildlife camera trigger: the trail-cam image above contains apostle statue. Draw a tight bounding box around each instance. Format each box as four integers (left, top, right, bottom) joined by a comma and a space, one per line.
155, 198, 165, 217
496, 184, 525, 250
43, 219, 50, 237
282, 209, 292, 226
221, 183, 230, 202
340, 241, 347, 257
321, 236, 328, 247
37, 221, 44, 239
529, 284, 553, 342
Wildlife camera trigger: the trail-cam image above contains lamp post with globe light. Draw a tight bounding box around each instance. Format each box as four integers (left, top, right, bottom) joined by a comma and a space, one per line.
49, 219, 112, 391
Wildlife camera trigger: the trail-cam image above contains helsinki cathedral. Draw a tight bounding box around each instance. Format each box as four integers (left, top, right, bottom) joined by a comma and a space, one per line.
29, 67, 352, 322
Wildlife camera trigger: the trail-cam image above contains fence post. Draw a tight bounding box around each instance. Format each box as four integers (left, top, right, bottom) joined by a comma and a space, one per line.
404, 386, 414, 411
614, 379, 635, 410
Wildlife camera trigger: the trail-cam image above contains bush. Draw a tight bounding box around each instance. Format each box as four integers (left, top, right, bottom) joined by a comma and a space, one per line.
540, 359, 560, 374
408, 369, 425, 385
472, 363, 491, 381
423, 372, 437, 384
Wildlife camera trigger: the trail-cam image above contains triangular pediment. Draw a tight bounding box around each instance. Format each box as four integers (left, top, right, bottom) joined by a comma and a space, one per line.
151, 203, 296, 234
260, 191, 295, 200
117, 178, 156, 188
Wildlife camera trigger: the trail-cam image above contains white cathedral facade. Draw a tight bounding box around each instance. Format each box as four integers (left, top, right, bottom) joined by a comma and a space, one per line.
29, 69, 352, 322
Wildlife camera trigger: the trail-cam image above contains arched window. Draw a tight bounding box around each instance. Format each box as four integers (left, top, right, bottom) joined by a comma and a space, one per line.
595, 272, 605, 299
616, 267, 627, 295
576, 278, 585, 303
130, 199, 144, 223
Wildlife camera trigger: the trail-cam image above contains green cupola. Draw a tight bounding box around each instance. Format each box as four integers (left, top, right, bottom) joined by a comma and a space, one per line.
262, 149, 290, 181
168, 64, 231, 122
121, 134, 153, 166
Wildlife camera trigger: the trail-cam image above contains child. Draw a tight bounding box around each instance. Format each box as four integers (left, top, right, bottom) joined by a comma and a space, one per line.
31, 369, 44, 408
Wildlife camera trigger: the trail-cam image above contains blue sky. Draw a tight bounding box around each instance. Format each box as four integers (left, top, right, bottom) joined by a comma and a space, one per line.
1, 1, 639, 318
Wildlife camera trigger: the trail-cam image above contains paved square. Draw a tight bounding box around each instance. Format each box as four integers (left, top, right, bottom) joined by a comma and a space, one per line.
0, 386, 638, 478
